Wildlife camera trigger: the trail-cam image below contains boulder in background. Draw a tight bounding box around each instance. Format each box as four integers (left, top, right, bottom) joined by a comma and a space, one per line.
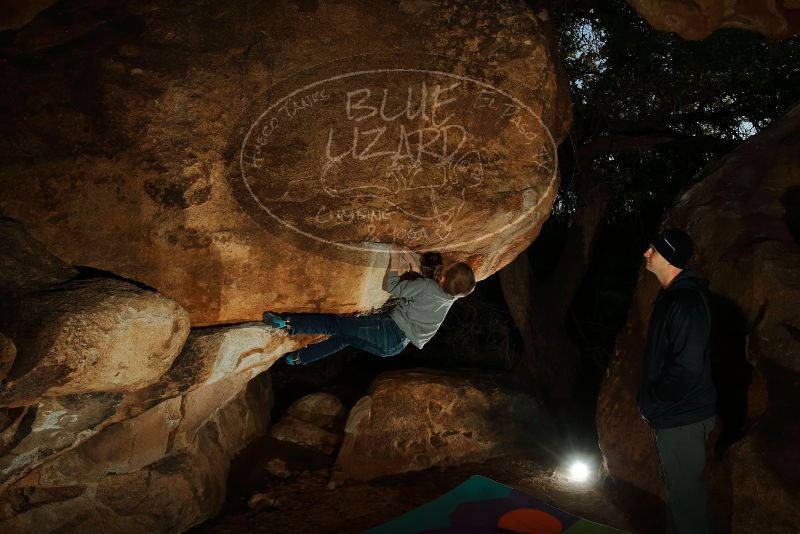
334, 369, 557, 482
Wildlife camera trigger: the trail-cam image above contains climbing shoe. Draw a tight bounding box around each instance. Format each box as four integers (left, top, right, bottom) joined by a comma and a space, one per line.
263, 311, 287, 329
284, 352, 302, 366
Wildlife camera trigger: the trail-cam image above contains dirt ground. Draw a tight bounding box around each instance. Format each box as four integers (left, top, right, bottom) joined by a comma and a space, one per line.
192, 453, 663, 534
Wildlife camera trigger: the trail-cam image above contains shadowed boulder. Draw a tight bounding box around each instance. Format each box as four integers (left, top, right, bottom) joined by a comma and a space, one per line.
626, 0, 800, 40
334, 369, 557, 483
285, 392, 347, 431
0, 217, 76, 303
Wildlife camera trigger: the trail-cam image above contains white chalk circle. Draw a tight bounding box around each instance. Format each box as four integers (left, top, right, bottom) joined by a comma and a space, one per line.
240, 55, 558, 253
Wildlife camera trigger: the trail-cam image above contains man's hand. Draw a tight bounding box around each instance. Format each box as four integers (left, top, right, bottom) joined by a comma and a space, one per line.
401, 249, 421, 273
388, 244, 420, 273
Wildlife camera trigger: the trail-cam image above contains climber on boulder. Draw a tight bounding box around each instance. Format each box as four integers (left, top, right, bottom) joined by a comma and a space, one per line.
263, 245, 475, 365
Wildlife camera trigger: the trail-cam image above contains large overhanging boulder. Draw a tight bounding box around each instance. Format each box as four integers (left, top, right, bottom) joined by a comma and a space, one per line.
626, 0, 800, 40
0, 0, 571, 325
596, 102, 800, 532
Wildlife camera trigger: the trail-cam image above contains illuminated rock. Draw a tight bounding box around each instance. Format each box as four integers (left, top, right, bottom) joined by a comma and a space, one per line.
0, 322, 316, 491
0, 278, 190, 406
0, 372, 273, 533
0, 0, 571, 325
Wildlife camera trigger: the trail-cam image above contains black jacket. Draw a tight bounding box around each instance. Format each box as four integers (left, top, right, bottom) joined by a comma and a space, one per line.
637, 270, 717, 429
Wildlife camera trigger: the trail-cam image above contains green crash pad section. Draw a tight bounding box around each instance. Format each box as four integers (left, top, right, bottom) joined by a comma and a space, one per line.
365, 475, 629, 534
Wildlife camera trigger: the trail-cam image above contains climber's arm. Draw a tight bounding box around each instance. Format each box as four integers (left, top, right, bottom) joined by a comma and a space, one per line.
388, 244, 403, 273
383, 245, 412, 296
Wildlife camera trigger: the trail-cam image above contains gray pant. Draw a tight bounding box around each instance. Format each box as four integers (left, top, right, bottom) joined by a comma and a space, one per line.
653, 416, 716, 534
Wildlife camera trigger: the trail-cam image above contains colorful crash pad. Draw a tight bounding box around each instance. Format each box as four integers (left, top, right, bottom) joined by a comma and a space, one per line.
364, 475, 628, 534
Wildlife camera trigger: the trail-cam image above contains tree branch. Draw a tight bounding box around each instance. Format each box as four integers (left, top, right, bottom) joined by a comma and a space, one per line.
578, 132, 731, 162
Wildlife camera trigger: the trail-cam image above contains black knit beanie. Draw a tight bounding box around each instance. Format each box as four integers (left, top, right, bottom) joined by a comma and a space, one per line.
651, 229, 693, 268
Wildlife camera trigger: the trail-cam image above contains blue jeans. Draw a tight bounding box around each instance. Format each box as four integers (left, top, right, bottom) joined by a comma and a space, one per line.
285, 311, 409, 364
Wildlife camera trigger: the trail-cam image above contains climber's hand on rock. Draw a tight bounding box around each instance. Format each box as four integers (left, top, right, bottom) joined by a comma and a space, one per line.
402, 250, 421, 273
389, 243, 410, 256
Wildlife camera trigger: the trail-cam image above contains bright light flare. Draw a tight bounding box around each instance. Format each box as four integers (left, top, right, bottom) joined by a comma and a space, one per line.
567, 460, 591, 483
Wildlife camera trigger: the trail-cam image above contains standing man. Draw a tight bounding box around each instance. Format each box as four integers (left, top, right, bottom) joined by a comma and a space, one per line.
638, 229, 717, 534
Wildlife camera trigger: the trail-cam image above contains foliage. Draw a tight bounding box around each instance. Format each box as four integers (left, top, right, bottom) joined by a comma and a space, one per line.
526, 1, 800, 380
550, 0, 800, 222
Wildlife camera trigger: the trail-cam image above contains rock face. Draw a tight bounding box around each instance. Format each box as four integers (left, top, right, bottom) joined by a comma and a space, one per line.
0, 334, 15, 383
0, 217, 76, 302
285, 392, 347, 430
0, 322, 315, 490
0, 315, 317, 530
0, 222, 316, 524
269, 416, 342, 456
0, 0, 57, 32
0, 0, 573, 528
262, 393, 346, 478
0, 0, 571, 325
334, 369, 557, 482
0, 371, 274, 533
597, 102, 800, 533
627, 0, 800, 40
0, 278, 190, 405
268, 392, 346, 456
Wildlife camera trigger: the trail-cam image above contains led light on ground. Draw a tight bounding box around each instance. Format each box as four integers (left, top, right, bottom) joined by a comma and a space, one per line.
568, 460, 590, 483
